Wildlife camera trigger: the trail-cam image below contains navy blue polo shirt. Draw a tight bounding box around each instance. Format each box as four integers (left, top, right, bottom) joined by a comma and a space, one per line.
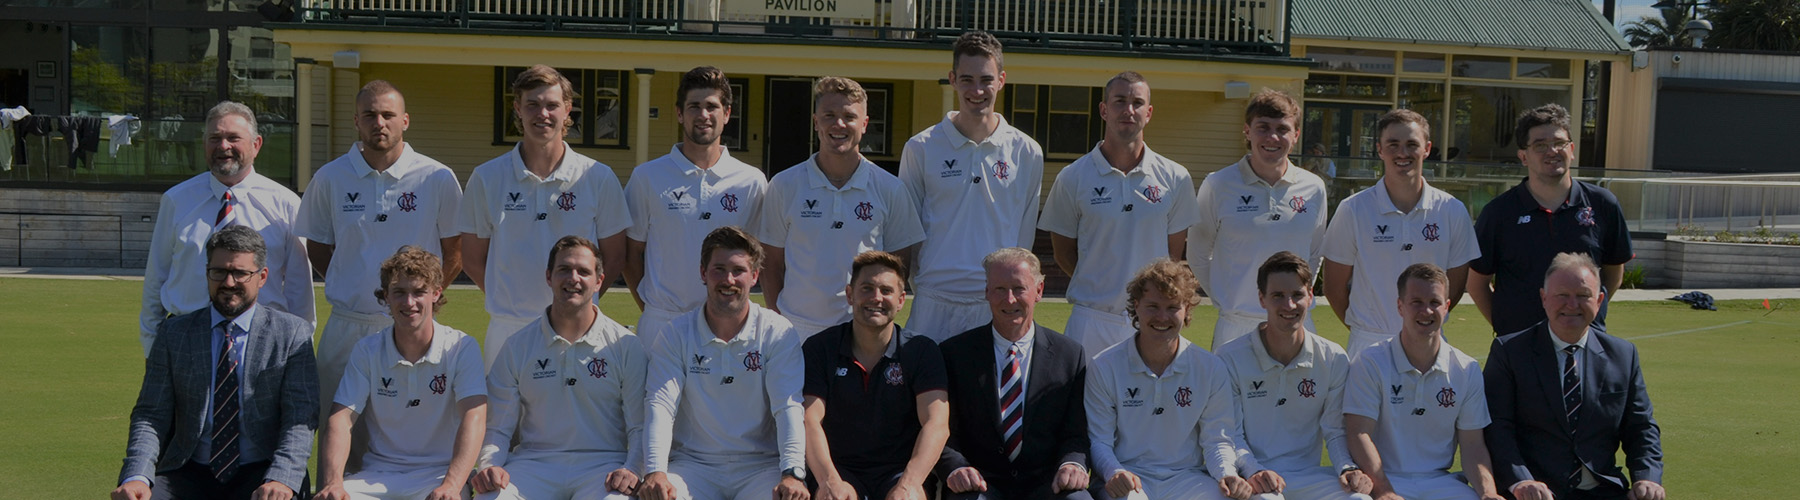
802, 323, 948, 471
1472, 179, 1632, 335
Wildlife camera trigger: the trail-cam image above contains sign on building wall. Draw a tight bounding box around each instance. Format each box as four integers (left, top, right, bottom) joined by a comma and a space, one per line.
725, 0, 874, 19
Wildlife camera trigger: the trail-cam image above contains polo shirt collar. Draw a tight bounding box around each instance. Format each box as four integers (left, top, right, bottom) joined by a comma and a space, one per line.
804, 154, 876, 192
836, 325, 906, 360
1127, 335, 1192, 377
383, 322, 453, 366
349, 142, 420, 180
540, 305, 615, 347
509, 141, 580, 184
668, 144, 749, 179
1371, 177, 1434, 216
1251, 329, 1318, 372
1232, 155, 1301, 187
937, 112, 1016, 149
1388, 336, 1452, 375
1086, 142, 1159, 177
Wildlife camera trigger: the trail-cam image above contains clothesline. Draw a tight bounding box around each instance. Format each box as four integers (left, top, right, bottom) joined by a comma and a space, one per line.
2, 104, 143, 172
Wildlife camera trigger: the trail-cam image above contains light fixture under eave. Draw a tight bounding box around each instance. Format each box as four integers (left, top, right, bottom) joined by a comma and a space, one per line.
1224, 81, 1250, 99
333, 50, 360, 69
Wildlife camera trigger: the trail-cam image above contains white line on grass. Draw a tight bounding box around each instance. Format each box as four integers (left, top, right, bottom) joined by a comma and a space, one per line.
1625, 320, 1754, 341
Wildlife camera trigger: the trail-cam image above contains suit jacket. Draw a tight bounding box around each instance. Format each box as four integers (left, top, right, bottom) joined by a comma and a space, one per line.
119, 306, 320, 492
937, 323, 1088, 482
1484, 323, 1662, 497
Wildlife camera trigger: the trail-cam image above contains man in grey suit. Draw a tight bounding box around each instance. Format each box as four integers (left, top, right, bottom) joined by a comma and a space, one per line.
114, 225, 320, 500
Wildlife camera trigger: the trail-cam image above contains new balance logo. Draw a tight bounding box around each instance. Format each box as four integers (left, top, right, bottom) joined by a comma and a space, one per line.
1518, 215, 1532, 224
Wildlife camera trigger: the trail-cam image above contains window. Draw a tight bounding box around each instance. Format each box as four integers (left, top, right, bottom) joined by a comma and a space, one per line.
1403, 52, 1447, 74
1307, 47, 1395, 74
494, 67, 629, 148
1449, 84, 1570, 163
861, 84, 892, 156
1516, 58, 1570, 79
1452, 55, 1511, 79
722, 78, 748, 151
1305, 74, 1391, 101
1004, 84, 1102, 155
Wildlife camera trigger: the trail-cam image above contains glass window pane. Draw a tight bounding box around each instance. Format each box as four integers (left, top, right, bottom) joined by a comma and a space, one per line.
1049, 86, 1089, 113
71, 25, 148, 117
1304, 74, 1341, 98
723, 80, 747, 150
1516, 58, 1570, 79
1012, 111, 1037, 138
1452, 55, 1511, 79
156, 0, 257, 11
862, 87, 889, 155
1449, 84, 1570, 163
1308, 47, 1395, 74
1047, 113, 1089, 155
150, 27, 220, 120
1403, 52, 1446, 73
592, 70, 622, 143
1011, 84, 1038, 111
1399, 81, 1447, 158
228, 27, 294, 124
1342, 76, 1390, 98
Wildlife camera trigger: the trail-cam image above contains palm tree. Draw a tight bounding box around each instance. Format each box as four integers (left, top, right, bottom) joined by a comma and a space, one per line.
1705, 0, 1800, 52
1621, 8, 1694, 48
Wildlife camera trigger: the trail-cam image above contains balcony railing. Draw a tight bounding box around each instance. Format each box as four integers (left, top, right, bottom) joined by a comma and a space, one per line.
291, 0, 1289, 55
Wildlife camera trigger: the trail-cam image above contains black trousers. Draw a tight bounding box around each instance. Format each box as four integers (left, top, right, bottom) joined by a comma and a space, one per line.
943, 468, 1094, 500
148, 460, 281, 500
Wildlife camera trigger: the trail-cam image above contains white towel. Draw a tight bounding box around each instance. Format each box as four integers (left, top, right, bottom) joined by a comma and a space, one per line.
108, 115, 141, 158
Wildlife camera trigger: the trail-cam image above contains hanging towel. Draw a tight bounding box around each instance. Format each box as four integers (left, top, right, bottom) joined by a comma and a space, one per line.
108, 115, 140, 158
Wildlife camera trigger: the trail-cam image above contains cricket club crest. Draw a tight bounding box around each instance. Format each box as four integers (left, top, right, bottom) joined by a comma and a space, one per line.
556, 191, 578, 211
854, 202, 875, 221
995, 160, 1011, 180
397, 192, 419, 212
1422, 223, 1441, 242
1144, 185, 1164, 203
587, 358, 609, 378
1577, 206, 1596, 227
1175, 386, 1194, 407
1288, 195, 1307, 214
1298, 378, 1317, 398
428, 374, 447, 395
720, 193, 740, 213
743, 350, 764, 372
1436, 387, 1457, 408
884, 363, 905, 386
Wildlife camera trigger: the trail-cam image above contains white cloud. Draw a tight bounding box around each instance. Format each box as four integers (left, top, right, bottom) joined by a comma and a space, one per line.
1615, 5, 1661, 27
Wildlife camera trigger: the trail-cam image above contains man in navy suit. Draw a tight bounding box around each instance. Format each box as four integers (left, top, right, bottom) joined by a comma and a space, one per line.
114, 225, 320, 500
937, 247, 1092, 500
1483, 253, 1663, 500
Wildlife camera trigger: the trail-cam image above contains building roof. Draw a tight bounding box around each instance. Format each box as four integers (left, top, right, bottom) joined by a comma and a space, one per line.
1291, 0, 1632, 55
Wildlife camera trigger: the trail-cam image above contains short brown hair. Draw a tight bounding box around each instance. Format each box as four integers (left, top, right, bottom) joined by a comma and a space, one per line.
677, 66, 733, 110
1376, 108, 1432, 141
1105, 71, 1148, 95
850, 250, 907, 285
1255, 251, 1313, 294
813, 76, 867, 108
356, 79, 404, 104
1125, 258, 1203, 326
952, 31, 1004, 69
512, 65, 578, 130
546, 235, 602, 274
1514, 103, 1571, 149
1244, 88, 1300, 125
701, 226, 764, 270
375, 246, 447, 311
1395, 262, 1449, 297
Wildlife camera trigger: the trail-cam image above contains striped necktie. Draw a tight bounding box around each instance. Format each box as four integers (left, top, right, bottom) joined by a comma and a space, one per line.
210, 322, 243, 481
215, 191, 234, 226
998, 347, 1024, 461
1562, 344, 1584, 486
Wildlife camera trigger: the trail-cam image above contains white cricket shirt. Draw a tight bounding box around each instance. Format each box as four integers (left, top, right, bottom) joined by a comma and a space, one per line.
625, 145, 767, 314
643, 304, 805, 473
1343, 338, 1490, 476
1216, 330, 1353, 475
1086, 336, 1242, 481
1320, 178, 1479, 335
140, 171, 314, 355
456, 143, 631, 320
1188, 157, 1328, 321
479, 307, 647, 470
758, 155, 925, 329
899, 113, 1044, 299
335, 323, 486, 473
297, 143, 462, 316
1038, 144, 1201, 314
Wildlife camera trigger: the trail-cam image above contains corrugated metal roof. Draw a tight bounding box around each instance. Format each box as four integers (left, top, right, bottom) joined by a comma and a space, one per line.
1291, 0, 1631, 54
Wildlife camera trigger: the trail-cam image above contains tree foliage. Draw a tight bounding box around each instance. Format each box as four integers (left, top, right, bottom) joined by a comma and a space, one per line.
1704, 0, 1800, 52
1621, 7, 1695, 49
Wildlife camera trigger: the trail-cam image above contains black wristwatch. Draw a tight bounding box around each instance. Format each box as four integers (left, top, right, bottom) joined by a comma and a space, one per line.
1340, 465, 1362, 476
783, 467, 807, 481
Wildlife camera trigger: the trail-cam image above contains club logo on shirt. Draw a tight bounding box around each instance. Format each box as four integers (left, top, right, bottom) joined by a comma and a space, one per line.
836, 367, 849, 376
672, 189, 688, 201
398, 192, 419, 212
1122, 387, 1145, 408
943, 159, 957, 169
1252, 380, 1263, 390
429, 374, 447, 395
1577, 206, 1596, 227
347, 192, 360, 203
505, 192, 527, 211
1436, 387, 1457, 408
1144, 185, 1163, 203
381, 377, 393, 388
721, 193, 740, 213
1373, 224, 1395, 243
1090, 187, 1114, 206
801, 199, 823, 219
1390, 384, 1406, 404
1289, 195, 1307, 214
377, 377, 398, 398
884, 363, 905, 386
1422, 223, 1441, 242
1245, 380, 1268, 399
533, 358, 558, 379
556, 192, 578, 211
342, 192, 367, 213
995, 160, 1011, 180
1298, 378, 1317, 398
587, 358, 608, 378
743, 350, 764, 372
690, 354, 712, 375
1175, 386, 1194, 407
854, 202, 874, 221
1518, 214, 1533, 224
1240, 195, 1254, 205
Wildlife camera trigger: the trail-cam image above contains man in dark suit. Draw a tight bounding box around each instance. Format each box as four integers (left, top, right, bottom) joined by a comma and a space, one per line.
114, 225, 320, 500
1484, 253, 1663, 500
938, 247, 1092, 500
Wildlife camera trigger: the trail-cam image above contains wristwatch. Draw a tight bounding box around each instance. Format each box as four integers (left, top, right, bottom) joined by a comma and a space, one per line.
783, 467, 807, 481
1339, 465, 1362, 476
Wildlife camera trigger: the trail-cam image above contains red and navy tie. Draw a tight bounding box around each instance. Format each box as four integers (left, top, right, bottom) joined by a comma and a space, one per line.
999, 347, 1024, 461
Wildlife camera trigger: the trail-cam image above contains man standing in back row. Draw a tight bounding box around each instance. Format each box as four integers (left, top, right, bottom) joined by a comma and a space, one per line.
900, 30, 1045, 342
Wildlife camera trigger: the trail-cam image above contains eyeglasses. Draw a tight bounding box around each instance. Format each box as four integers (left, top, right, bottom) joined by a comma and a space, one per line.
206, 267, 261, 282
1527, 140, 1574, 154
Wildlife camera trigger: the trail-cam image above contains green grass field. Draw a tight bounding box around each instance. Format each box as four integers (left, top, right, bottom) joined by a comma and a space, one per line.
4, 277, 1796, 498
